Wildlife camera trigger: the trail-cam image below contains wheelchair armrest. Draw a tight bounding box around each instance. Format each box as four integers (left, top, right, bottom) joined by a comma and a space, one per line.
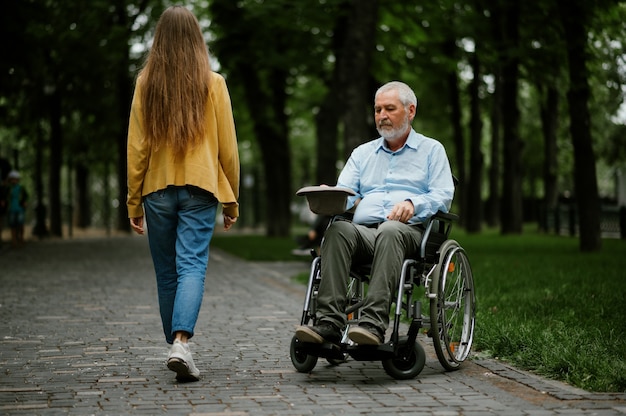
431, 211, 459, 223
332, 212, 354, 222
420, 210, 458, 259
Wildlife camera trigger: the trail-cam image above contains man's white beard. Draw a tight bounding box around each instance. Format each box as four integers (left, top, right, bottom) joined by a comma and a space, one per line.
377, 116, 410, 141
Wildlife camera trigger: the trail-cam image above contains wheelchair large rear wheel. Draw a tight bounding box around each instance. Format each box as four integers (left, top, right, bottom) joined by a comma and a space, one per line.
429, 240, 476, 371
290, 336, 318, 373
382, 337, 426, 380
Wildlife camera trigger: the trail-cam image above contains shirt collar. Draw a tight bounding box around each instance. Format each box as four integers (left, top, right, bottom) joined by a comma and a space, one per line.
375, 128, 419, 153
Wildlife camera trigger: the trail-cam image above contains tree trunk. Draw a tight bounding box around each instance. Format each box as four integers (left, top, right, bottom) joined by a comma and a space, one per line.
240, 64, 292, 237
32, 123, 49, 238
443, 38, 466, 223
114, 1, 132, 233
500, 0, 523, 234
539, 86, 559, 232
207, 1, 296, 237
557, 0, 601, 251
314, 8, 348, 187
48, 88, 63, 237
466, 51, 484, 233
315, 94, 341, 186
486, 71, 502, 228
255, 124, 291, 237
116, 72, 132, 232
75, 163, 91, 228
485, 1, 504, 229
339, 0, 378, 159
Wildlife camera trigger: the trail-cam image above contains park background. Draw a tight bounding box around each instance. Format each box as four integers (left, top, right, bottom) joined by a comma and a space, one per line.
1, 0, 625, 392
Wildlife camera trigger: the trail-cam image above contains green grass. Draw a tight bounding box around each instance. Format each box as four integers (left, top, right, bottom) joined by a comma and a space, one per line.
455, 229, 626, 393
211, 233, 310, 261
211, 228, 626, 392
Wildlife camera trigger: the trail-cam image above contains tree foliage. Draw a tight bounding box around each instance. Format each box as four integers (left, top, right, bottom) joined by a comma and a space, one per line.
1, 0, 624, 250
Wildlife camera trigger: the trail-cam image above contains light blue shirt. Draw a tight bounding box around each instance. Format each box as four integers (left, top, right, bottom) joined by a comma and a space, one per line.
337, 129, 455, 225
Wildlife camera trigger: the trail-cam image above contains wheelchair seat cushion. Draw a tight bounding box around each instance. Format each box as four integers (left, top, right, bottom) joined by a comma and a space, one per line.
296, 185, 356, 216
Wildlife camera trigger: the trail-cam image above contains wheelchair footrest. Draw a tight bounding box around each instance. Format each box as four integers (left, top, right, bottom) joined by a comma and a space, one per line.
347, 343, 397, 361
296, 341, 347, 361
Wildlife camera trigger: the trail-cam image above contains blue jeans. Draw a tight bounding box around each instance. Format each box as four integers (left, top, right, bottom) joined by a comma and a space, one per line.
8, 209, 25, 227
143, 186, 218, 344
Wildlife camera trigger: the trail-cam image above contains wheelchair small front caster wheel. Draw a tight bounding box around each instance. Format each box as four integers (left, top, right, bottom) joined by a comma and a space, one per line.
382, 339, 426, 380
290, 336, 318, 373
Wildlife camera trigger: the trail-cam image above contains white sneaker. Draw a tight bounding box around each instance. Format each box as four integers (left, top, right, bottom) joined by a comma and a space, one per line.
167, 340, 200, 382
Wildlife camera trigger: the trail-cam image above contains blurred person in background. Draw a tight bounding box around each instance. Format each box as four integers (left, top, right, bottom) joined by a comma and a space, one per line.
5, 170, 28, 248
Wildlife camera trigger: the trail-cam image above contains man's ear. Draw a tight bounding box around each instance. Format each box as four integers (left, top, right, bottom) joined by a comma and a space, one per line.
408, 103, 417, 121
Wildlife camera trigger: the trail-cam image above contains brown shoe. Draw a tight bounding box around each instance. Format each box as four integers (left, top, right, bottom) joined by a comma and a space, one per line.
295, 322, 341, 344
348, 323, 384, 345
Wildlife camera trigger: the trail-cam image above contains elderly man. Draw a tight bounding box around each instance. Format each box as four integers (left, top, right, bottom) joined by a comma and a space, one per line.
295, 81, 455, 346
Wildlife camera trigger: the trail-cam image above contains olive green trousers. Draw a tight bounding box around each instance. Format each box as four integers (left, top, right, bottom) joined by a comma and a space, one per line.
316, 219, 423, 332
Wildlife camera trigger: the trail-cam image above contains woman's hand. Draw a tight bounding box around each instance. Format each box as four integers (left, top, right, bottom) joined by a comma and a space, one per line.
223, 215, 237, 231
130, 217, 145, 235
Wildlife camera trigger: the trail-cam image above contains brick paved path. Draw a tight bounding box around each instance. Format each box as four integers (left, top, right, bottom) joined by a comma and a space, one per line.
1, 236, 625, 415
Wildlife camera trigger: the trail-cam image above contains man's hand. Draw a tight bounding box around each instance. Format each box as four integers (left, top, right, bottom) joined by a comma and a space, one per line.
387, 200, 414, 223
223, 215, 237, 231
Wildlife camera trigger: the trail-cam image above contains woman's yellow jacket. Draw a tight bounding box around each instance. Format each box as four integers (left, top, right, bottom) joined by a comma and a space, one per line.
126, 72, 240, 219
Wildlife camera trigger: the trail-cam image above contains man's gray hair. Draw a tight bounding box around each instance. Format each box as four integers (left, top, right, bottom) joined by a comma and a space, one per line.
375, 81, 417, 109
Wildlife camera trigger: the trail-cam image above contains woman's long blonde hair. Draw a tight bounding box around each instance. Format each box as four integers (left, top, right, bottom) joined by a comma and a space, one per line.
139, 6, 211, 159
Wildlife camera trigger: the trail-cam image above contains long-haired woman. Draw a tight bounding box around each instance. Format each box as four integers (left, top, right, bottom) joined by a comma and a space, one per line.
127, 5, 240, 382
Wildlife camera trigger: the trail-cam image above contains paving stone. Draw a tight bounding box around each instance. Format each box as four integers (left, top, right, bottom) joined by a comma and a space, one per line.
1, 236, 625, 415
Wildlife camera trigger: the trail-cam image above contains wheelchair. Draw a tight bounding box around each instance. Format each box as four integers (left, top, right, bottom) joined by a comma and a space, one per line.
290, 186, 476, 380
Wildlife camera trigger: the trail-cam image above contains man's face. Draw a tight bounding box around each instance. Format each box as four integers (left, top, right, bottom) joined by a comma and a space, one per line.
374, 90, 415, 142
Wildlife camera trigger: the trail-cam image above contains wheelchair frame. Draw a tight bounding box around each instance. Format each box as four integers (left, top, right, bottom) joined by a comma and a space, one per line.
290, 211, 476, 380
